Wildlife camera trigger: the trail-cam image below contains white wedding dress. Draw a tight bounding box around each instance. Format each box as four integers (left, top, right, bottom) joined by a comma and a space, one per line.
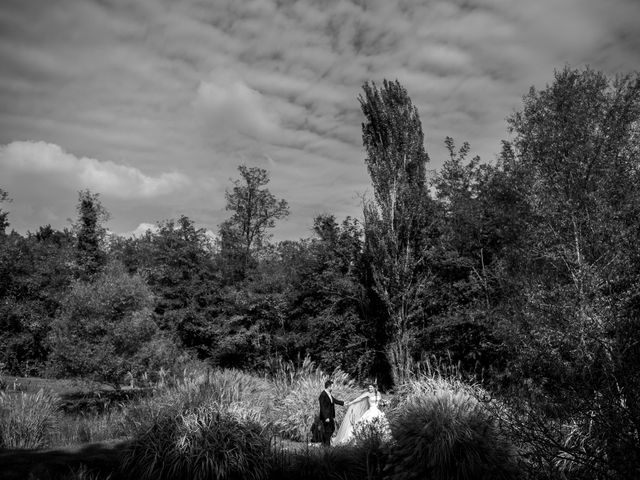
334, 392, 388, 445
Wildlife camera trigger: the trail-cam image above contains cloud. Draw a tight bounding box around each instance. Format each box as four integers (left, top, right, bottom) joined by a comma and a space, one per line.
195, 73, 280, 141
119, 222, 158, 238
0, 141, 191, 199
2, 0, 640, 238
118, 221, 219, 245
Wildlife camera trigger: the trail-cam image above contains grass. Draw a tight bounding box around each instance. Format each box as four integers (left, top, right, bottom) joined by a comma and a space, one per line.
0, 388, 59, 449
387, 386, 518, 480
123, 403, 272, 480
269, 356, 361, 442
50, 410, 129, 446
0, 360, 527, 480
0, 375, 110, 395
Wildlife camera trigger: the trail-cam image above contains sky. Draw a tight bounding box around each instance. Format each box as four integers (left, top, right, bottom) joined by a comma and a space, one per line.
1, 0, 639, 240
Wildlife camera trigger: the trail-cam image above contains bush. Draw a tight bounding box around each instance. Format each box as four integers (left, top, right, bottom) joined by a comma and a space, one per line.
0, 388, 59, 448
118, 367, 273, 441
386, 378, 519, 480
123, 403, 271, 480
47, 261, 159, 388
352, 415, 392, 446
492, 400, 638, 480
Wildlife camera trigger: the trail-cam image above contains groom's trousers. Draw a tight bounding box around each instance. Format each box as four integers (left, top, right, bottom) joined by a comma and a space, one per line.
322, 419, 335, 446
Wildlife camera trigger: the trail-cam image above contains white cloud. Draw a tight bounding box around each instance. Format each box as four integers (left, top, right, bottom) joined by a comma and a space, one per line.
2, 0, 640, 238
118, 221, 218, 245
0, 141, 191, 199
120, 222, 158, 238
195, 73, 280, 141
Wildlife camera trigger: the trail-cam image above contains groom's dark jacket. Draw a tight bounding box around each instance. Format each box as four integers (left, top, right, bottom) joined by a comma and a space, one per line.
319, 390, 344, 422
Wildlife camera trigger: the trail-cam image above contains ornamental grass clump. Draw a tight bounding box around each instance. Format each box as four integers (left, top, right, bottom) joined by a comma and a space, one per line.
0, 388, 59, 448
120, 367, 271, 439
204, 368, 273, 411
386, 381, 520, 480
123, 403, 271, 480
271, 360, 359, 442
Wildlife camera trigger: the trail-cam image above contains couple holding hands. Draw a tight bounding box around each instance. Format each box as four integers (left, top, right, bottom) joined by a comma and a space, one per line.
317, 379, 388, 446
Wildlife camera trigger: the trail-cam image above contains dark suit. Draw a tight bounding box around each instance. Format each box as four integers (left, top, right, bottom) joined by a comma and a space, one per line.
318, 390, 344, 446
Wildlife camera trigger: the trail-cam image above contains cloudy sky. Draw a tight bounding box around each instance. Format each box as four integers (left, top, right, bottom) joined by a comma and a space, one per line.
1, 0, 639, 239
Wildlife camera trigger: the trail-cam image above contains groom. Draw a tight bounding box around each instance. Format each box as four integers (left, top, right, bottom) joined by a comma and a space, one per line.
318, 379, 346, 447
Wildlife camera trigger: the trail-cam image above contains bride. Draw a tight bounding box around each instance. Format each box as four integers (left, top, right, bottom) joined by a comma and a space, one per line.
334, 383, 388, 445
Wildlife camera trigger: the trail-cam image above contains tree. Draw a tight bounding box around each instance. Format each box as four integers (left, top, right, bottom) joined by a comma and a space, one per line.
110, 215, 219, 354
220, 165, 289, 280
500, 66, 640, 477
277, 215, 370, 376
0, 226, 75, 375
73, 190, 109, 278
424, 138, 513, 374
359, 79, 434, 385
47, 262, 162, 388
0, 188, 11, 234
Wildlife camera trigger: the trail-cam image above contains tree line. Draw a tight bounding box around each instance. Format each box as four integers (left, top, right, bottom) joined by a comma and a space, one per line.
1, 66, 640, 469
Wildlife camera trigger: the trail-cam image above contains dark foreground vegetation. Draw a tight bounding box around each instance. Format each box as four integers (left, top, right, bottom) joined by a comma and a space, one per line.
2, 65, 640, 479
1, 363, 520, 480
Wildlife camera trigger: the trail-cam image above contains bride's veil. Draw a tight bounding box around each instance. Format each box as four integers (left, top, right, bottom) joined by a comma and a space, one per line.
334, 397, 369, 444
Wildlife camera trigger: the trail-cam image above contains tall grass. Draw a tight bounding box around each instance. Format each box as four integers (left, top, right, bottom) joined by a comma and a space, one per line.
269, 357, 360, 442
120, 367, 272, 438
0, 388, 59, 448
123, 403, 271, 480
385, 375, 520, 480
50, 410, 128, 446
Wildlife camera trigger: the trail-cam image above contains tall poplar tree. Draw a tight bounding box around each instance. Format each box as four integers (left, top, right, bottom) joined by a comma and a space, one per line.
359, 79, 433, 385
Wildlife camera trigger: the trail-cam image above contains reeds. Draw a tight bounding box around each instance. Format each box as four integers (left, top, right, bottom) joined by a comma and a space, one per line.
50, 410, 127, 446
0, 388, 59, 448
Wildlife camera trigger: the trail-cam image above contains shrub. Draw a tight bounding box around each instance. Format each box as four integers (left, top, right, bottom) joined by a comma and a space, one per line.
119, 367, 272, 439
47, 261, 159, 388
0, 388, 59, 448
352, 415, 392, 445
492, 401, 633, 480
123, 403, 271, 480
386, 379, 519, 480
